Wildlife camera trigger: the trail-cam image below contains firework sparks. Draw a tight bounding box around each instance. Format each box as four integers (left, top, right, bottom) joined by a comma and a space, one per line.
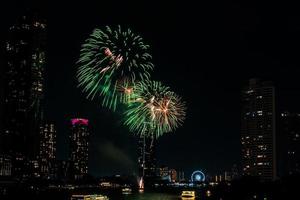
77, 26, 153, 110
124, 80, 186, 138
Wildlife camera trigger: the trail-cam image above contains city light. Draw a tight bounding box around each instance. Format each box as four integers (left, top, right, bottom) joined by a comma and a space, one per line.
191, 170, 206, 182
0, 3, 299, 200
206, 190, 211, 197
71, 118, 89, 126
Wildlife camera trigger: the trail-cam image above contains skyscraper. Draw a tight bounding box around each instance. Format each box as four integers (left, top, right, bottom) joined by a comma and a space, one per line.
241, 78, 276, 181
159, 165, 169, 179
39, 123, 56, 179
169, 169, 177, 182
69, 118, 90, 180
178, 170, 185, 182
1, 13, 46, 178
0, 154, 12, 177
138, 136, 157, 181
280, 112, 300, 176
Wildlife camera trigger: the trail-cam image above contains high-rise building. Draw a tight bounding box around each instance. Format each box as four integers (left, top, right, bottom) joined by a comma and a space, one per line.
178, 170, 185, 182
138, 136, 157, 180
280, 112, 300, 176
53, 160, 73, 181
0, 13, 46, 178
241, 78, 276, 181
0, 154, 12, 177
69, 118, 90, 180
230, 164, 240, 180
169, 169, 177, 182
39, 123, 56, 179
159, 165, 169, 179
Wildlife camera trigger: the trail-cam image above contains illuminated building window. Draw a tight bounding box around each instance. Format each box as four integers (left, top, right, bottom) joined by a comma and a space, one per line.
33, 22, 40, 27
22, 24, 30, 29
6, 43, 13, 51
20, 40, 27, 45
258, 145, 267, 151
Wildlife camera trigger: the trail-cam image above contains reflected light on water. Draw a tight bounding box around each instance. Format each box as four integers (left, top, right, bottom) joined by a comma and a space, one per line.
181, 197, 195, 200
122, 193, 179, 200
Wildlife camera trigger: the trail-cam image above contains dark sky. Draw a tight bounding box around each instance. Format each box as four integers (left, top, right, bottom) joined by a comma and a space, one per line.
1, 0, 300, 178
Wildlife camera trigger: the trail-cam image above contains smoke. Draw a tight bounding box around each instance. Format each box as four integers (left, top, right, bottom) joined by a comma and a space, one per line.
92, 140, 136, 176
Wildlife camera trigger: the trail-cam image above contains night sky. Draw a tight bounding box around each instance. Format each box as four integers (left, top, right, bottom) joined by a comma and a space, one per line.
1, 0, 300, 178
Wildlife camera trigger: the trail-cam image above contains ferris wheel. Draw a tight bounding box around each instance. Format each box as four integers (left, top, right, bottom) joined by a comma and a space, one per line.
191, 170, 206, 182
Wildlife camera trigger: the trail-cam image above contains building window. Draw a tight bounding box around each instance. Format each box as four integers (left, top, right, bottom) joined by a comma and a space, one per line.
6, 43, 13, 51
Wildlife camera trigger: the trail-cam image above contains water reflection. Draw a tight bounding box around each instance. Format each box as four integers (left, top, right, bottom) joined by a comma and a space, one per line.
181, 197, 196, 200
117, 193, 179, 200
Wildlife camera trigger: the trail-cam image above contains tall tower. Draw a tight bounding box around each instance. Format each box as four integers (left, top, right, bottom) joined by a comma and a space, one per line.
280, 112, 300, 176
1, 13, 46, 178
138, 136, 157, 184
69, 118, 90, 180
39, 123, 56, 179
241, 78, 276, 181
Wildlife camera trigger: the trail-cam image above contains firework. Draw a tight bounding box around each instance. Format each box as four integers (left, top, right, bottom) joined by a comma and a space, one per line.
77, 26, 153, 110
124, 80, 186, 138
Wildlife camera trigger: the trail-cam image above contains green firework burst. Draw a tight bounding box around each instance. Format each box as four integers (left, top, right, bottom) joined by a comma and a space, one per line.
124, 80, 186, 138
77, 25, 153, 110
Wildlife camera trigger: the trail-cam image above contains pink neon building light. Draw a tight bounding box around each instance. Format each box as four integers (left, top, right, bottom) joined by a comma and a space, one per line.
71, 118, 89, 126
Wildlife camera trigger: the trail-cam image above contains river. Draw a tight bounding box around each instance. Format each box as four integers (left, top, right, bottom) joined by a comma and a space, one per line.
107, 192, 186, 200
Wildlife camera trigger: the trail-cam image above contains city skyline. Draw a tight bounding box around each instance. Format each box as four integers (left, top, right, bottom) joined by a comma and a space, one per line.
1, 1, 300, 178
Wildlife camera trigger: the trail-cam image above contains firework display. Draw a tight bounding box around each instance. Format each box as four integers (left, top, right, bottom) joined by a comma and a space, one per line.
124, 80, 186, 138
76, 25, 187, 138
77, 25, 153, 110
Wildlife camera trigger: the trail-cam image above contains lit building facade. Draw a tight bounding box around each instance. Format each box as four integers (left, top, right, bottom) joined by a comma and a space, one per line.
53, 160, 73, 181
169, 169, 177, 182
280, 112, 300, 176
0, 13, 46, 178
138, 136, 157, 180
230, 164, 240, 180
39, 123, 56, 179
159, 166, 169, 179
69, 118, 90, 180
241, 78, 276, 181
0, 154, 12, 177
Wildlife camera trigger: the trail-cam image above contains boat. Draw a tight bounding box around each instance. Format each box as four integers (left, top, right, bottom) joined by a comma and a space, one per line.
138, 177, 144, 193
122, 187, 132, 194
181, 190, 196, 198
71, 194, 109, 200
